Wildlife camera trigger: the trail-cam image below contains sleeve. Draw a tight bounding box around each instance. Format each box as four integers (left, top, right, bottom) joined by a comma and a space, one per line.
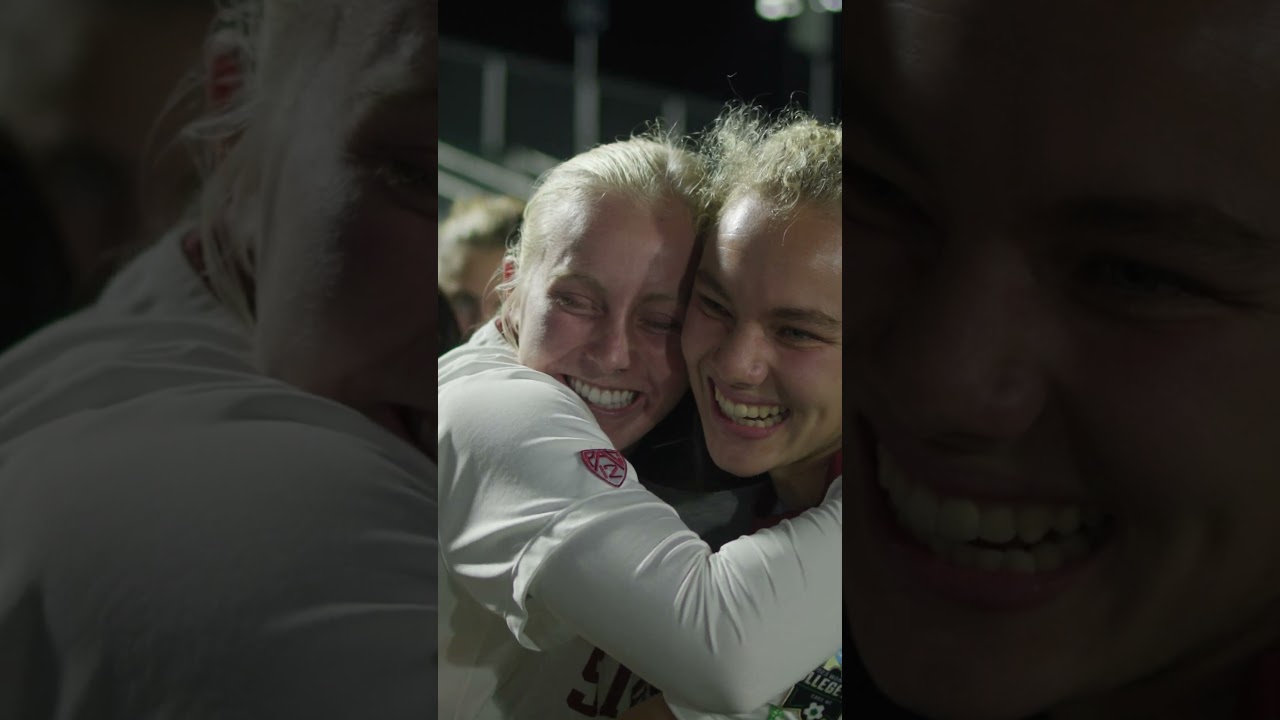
666, 701, 767, 720
438, 367, 841, 714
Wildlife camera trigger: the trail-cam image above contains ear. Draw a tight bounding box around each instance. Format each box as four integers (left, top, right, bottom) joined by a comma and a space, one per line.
205, 45, 244, 113
502, 257, 517, 283
204, 42, 245, 164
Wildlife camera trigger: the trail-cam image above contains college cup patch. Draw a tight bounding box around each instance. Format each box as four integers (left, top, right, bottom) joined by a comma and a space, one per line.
579, 449, 628, 487
769, 651, 842, 720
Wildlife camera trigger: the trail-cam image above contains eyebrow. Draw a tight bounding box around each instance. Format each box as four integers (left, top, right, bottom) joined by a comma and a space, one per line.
1043, 196, 1280, 260
551, 271, 681, 305
696, 270, 841, 330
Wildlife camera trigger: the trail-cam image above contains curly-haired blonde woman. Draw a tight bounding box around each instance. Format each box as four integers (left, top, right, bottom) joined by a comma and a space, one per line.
621, 108, 844, 720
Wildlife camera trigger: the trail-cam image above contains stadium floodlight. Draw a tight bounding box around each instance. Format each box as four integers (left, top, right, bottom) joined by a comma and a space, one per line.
756, 0, 803, 21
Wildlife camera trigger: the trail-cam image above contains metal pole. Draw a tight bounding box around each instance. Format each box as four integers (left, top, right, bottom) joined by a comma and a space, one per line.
660, 95, 687, 134
789, 9, 834, 121
573, 30, 600, 153
480, 54, 508, 160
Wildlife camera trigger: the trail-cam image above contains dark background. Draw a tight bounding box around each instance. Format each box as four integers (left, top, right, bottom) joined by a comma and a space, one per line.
441, 0, 842, 115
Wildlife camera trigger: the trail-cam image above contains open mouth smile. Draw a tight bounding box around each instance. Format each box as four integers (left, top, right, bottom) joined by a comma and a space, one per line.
858, 419, 1116, 611
706, 379, 792, 439
879, 450, 1110, 574
564, 375, 641, 413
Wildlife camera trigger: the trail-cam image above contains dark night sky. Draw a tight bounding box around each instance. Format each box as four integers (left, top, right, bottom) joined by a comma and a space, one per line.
440, 0, 841, 113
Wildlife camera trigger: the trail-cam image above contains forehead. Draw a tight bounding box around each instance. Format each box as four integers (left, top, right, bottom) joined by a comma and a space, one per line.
710, 196, 841, 288
850, 0, 1280, 228
546, 196, 696, 282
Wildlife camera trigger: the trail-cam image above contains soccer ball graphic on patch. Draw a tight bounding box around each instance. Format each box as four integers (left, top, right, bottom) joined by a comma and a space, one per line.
803, 703, 825, 720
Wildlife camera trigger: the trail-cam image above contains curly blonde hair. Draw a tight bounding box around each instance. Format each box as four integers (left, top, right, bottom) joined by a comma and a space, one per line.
496, 128, 708, 347
700, 104, 842, 225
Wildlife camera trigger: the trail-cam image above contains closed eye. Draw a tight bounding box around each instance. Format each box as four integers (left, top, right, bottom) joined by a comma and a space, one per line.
697, 293, 732, 319
778, 327, 824, 343
1077, 257, 1211, 300
644, 316, 682, 333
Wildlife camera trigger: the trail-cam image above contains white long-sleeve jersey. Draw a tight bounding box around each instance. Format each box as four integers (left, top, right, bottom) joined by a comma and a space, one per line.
437, 324, 842, 718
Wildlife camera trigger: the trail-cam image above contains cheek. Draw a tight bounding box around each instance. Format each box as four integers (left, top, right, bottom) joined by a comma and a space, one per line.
680, 311, 720, 369
849, 236, 919, 338
518, 302, 581, 369
787, 352, 844, 414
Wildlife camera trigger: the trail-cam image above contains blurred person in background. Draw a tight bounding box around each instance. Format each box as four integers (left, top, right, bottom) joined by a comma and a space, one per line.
438, 193, 524, 337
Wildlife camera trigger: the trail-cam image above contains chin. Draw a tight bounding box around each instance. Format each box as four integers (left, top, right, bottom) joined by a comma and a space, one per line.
705, 444, 770, 478
854, 622, 1069, 720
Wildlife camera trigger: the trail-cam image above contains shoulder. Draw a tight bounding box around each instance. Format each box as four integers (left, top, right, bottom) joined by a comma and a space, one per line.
440, 356, 599, 451
4, 379, 435, 516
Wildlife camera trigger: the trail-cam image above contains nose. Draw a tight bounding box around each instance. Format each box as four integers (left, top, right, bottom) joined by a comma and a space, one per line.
590, 318, 632, 373
712, 323, 770, 388
871, 249, 1052, 450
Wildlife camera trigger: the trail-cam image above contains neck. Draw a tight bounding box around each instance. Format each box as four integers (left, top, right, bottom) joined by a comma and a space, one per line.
769, 443, 839, 510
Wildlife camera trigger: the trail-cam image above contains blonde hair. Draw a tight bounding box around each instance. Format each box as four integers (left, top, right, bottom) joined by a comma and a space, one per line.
497, 129, 707, 346
700, 104, 842, 225
172, 0, 365, 327
438, 194, 525, 287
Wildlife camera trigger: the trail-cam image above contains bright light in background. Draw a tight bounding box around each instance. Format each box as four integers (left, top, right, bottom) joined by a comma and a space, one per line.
757, 0, 841, 19
756, 0, 803, 21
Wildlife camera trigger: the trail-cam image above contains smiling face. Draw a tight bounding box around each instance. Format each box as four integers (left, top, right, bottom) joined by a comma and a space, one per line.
848, 1, 1280, 718
247, 0, 438, 452
515, 193, 697, 452
682, 194, 843, 484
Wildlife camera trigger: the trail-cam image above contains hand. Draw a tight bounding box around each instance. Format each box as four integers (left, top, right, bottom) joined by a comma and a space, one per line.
619, 695, 679, 720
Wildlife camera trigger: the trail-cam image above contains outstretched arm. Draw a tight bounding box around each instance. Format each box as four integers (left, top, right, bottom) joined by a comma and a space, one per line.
439, 367, 840, 713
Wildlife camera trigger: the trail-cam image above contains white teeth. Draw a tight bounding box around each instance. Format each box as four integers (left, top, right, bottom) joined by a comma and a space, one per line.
1015, 505, 1055, 544
1061, 534, 1090, 560
1006, 549, 1036, 574
568, 377, 636, 410
878, 448, 1107, 574
713, 385, 786, 428
978, 505, 1017, 544
1054, 506, 1081, 535
935, 498, 981, 543
1032, 542, 1064, 572
976, 548, 1003, 572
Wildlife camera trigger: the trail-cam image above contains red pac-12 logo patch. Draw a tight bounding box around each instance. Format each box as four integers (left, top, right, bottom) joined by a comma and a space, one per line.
579, 449, 628, 487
